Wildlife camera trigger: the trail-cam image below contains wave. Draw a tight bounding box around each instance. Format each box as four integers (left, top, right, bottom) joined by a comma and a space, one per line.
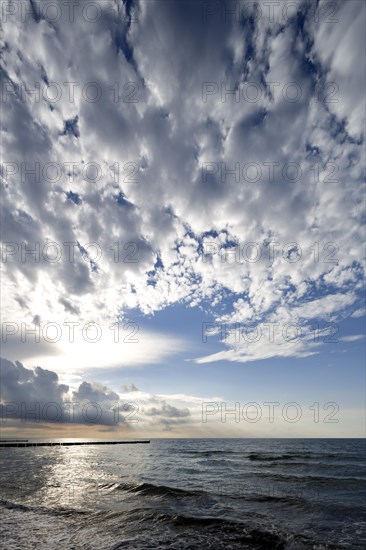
244, 471, 366, 483
0, 500, 291, 548
183, 450, 364, 462
184, 450, 245, 457
0, 499, 88, 517
1, 497, 355, 549
113, 481, 204, 499
179, 450, 358, 462
246, 452, 363, 462
157, 514, 291, 548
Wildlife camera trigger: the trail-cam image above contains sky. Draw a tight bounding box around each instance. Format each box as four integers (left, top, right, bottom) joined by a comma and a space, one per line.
0, 0, 365, 439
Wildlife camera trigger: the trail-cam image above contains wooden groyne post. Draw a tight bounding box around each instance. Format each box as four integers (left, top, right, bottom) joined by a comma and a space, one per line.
0, 440, 150, 448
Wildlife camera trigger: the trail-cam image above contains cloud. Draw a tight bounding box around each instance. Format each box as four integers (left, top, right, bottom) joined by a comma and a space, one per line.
146, 403, 190, 418
121, 383, 140, 393
339, 334, 365, 343
0, 357, 125, 426
0, 0, 364, 366
145, 402, 191, 432
72, 381, 119, 403
351, 307, 366, 319
0, 357, 69, 404
0, 358, 202, 432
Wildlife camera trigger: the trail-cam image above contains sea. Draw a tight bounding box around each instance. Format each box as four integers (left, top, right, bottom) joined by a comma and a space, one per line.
0, 439, 365, 549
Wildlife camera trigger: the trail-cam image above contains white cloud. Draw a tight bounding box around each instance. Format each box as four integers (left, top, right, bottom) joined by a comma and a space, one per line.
339, 334, 365, 343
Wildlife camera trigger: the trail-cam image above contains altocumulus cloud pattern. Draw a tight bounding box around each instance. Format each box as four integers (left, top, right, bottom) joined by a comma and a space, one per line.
0, 1, 365, 374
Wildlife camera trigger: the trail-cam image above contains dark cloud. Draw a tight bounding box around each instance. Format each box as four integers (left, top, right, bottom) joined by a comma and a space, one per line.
0, 357, 196, 432
0, 357, 69, 404
146, 403, 191, 419
0, 358, 129, 427
72, 381, 119, 403
121, 383, 140, 392
144, 401, 191, 432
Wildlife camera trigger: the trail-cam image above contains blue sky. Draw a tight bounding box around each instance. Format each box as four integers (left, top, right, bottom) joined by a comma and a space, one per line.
87, 302, 365, 404
0, 0, 365, 438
